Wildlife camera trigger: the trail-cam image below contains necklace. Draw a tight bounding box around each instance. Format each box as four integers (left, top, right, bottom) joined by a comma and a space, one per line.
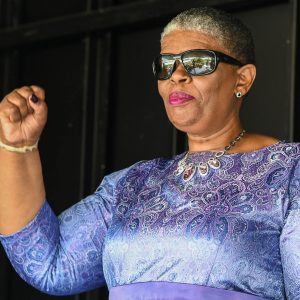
174, 129, 246, 181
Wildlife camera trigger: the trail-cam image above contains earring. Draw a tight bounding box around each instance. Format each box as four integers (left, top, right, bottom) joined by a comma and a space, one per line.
235, 91, 242, 98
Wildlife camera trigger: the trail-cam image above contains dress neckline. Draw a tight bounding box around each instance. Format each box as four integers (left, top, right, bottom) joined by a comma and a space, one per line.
185, 140, 285, 159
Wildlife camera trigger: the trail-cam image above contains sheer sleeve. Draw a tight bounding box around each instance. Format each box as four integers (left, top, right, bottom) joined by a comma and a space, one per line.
280, 160, 300, 299
0, 170, 125, 295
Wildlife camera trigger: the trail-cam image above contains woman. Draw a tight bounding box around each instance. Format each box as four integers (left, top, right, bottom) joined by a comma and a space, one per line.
0, 6, 299, 300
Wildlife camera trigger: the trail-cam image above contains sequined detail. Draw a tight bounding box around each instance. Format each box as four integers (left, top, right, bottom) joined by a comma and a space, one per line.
183, 164, 196, 181
1, 142, 300, 300
198, 162, 209, 176
208, 157, 221, 169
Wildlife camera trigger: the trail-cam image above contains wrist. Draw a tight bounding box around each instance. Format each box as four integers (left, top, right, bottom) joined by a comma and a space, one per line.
0, 138, 39, 153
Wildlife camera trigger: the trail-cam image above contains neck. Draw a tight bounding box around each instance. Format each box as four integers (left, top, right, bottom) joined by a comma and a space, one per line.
187, 123, 244, 153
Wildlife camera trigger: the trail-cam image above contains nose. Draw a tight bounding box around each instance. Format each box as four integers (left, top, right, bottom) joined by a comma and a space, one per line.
170, 60, 191, 83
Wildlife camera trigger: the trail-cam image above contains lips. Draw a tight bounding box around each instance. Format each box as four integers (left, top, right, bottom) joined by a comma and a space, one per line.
168, 91, 195, 105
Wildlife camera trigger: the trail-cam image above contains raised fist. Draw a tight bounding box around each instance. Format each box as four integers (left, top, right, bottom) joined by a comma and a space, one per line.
0, 86, 47, 148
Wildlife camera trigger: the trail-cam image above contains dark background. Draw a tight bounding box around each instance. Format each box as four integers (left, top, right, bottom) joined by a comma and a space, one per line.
0, 0, 299, 299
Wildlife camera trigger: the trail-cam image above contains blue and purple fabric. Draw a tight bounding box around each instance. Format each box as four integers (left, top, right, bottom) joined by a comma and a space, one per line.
1, 141, 300, 299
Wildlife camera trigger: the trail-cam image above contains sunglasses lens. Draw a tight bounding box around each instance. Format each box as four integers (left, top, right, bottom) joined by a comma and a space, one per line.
182, 51, 216, 75
154, 55, 175, 79
153, 51, 218, 79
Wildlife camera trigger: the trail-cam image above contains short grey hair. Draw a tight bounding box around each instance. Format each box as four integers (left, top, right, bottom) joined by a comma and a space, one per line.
161, 7, 255, 65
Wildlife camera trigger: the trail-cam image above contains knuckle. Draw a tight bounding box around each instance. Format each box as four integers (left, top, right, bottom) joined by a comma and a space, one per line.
1, 95, 10, 104
10, 90, 23, 99
31, 84, 43, 91
7, 94, 27, 107
31, 85, 45, 97
18, 86, 33, 92
1, 100, 12, 110
15, 86, 33, 98
7, 106, 18, 115
15, 97, 26, 107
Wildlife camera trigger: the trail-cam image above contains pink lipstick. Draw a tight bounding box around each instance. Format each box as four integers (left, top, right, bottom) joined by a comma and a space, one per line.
169, 91, 195, 105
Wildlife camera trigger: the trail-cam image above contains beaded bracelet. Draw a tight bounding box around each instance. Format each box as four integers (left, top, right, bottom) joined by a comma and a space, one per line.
0, 138, 38, 153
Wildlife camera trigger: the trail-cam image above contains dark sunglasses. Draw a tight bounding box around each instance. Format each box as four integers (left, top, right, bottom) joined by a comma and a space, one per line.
152, 49, 243, 80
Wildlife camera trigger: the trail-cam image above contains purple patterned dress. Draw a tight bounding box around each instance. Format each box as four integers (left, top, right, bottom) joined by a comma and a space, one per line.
1, 141, 300, 299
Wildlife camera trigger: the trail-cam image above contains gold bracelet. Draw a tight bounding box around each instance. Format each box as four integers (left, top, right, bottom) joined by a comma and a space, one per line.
0, 138, 38, 153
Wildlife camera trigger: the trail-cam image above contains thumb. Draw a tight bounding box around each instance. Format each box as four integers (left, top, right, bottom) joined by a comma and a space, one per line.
28, 86, 48, 126
30, 85, 45, 101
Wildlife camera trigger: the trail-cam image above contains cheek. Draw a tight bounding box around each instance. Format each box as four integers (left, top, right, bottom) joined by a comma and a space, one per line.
192, 80, 214, 101
193, 74, 230, 101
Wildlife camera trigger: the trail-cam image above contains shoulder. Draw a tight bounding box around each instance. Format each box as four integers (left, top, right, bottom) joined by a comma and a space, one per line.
248, 134, 300, 158
235, 132, 300, 154
99, 155, 177, 188
236, 133, 279, 152
92, 156, 178, 204
248, 133, 279, 146
233, 134, 300, 174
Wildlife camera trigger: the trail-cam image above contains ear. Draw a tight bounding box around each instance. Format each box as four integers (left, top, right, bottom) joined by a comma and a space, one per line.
235, 64, 256, 97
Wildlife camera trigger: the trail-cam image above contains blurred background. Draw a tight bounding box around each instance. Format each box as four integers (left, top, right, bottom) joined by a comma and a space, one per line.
0, 0, 299, 299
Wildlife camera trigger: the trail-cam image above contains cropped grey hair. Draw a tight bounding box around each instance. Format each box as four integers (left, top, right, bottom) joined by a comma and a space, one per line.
161, 7, 255, 65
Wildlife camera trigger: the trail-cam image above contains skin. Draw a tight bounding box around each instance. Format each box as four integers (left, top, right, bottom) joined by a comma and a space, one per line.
158, 30, 278, 152
0, 86, 47, 235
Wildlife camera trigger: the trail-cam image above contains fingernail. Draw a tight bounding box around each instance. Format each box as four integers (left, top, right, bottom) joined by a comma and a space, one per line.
30, 94, 39, 103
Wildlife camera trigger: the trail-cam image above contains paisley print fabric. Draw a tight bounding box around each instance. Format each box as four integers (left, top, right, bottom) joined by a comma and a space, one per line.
1, 142, 300, 299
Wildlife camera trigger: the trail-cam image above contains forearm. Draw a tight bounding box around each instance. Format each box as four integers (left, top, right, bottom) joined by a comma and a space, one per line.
0, 148, 45, 235
1, 196, 107, 295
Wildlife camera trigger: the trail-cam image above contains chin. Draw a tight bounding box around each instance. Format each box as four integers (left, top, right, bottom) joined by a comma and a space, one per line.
171, 117, 200, 132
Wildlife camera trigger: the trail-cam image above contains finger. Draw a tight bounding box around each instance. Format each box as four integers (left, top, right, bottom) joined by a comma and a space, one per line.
29, 97, 48, 127
26, 86, 48, 125
14, 86, 35, 101
1, 85, 47, 126
7, 85, 45, 104
15, 86, 38, 109
30, 85, 45, 102
15, 85, 45, 115
5, 91, 29, 119
9, 86, 34, 114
